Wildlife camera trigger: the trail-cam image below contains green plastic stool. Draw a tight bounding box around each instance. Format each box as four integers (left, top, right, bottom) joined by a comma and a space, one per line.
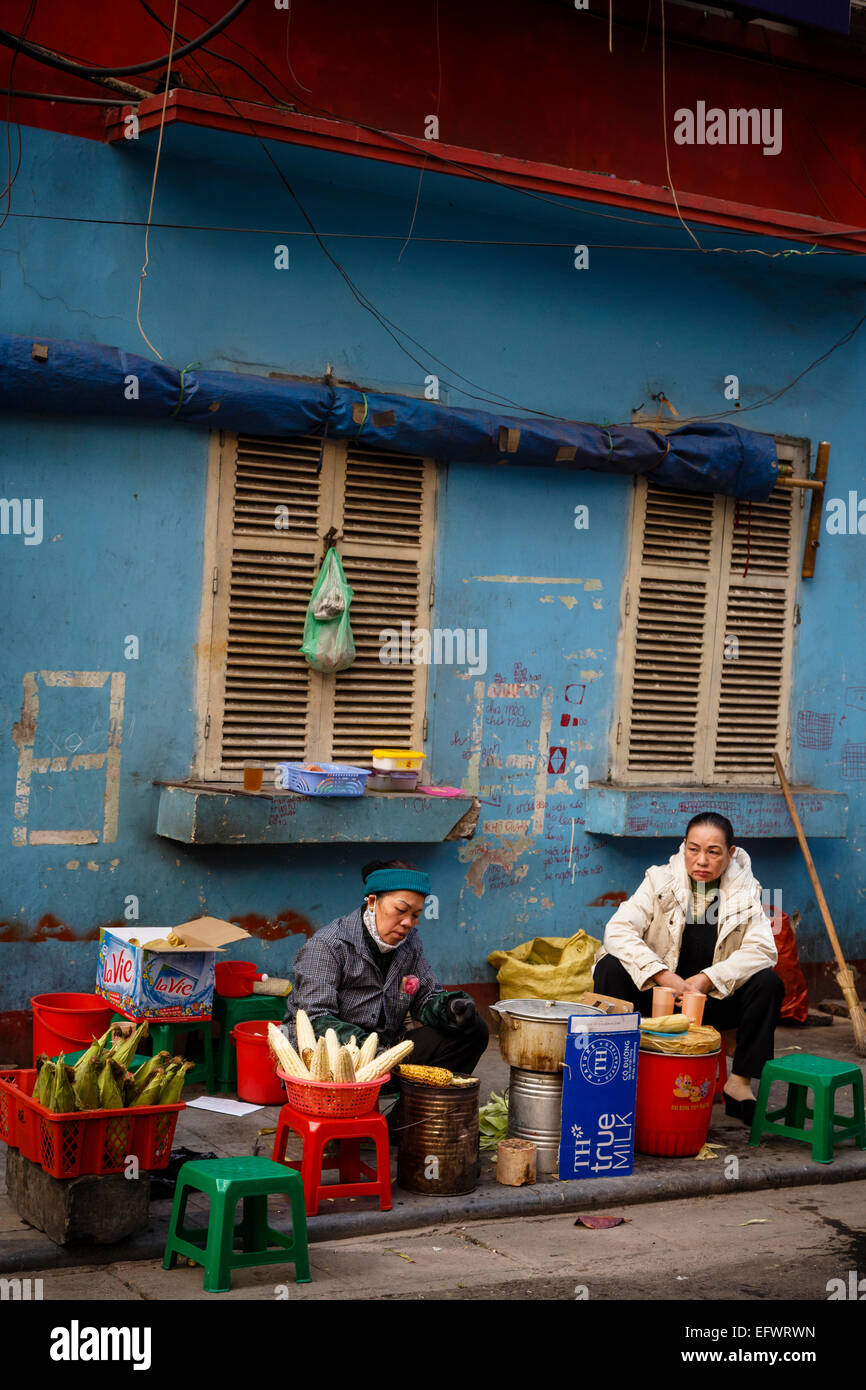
113, 1013, 215, 1091
162, 1156, 311, 1293
214, 994, 287, 1093
749, 1053, 866, 1164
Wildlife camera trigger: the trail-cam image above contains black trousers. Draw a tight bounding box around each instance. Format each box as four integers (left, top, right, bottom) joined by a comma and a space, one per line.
593, 955, 785, 1080
402, 1015, 490, 1074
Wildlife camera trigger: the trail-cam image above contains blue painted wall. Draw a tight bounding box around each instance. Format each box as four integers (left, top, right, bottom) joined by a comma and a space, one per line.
1, 123, 865, 1046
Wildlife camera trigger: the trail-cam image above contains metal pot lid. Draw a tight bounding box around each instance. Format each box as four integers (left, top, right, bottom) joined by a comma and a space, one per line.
490, 998, 603, 1022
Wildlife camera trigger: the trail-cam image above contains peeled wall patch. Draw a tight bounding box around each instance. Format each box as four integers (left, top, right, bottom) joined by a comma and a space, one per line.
558, 596, 579, 610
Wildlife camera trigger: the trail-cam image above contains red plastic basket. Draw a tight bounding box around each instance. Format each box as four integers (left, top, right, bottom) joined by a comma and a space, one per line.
277, 1068, 389, 1118
0, 1070, 184, 1179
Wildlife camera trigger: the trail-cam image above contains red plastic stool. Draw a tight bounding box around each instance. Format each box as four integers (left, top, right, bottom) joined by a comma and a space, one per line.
272, 1104, 392, 1216
714, 1046, 728, 1101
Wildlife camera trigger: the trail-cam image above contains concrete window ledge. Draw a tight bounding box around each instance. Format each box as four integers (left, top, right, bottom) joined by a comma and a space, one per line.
585, 784, 848, 838
154, 780, 480, 845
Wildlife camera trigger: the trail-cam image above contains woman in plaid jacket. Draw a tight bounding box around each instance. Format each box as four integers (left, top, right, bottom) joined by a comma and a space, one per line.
283, 859, 489, 1077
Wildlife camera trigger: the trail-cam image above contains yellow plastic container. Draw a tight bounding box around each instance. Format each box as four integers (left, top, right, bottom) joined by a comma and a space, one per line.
371, 748, 426, 771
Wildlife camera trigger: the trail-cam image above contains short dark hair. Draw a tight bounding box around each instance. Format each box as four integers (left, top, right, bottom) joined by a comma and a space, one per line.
685, 812, 734, 848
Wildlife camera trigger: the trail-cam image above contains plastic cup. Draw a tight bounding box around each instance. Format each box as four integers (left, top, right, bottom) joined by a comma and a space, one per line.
681, 993, 706, 1024
243, 761, 263, 792
652, 987, 675, 1017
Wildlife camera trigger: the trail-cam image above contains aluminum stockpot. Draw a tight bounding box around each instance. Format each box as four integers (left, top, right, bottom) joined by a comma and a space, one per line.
490, 998, 603, 1073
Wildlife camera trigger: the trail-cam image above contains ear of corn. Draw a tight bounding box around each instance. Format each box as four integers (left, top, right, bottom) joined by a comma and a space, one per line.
295, 1009, 317, 1054
639, 1014, 689, 1034
357, 1032, 378, 1069
159, 1060, 194, 1104
355, 1039, 414, 1083
324, 1028, 340, 1077
333, 1046, 356, 1083
33, 1057, 54, 1107
310, 1035, 331, 1081
106, 1020, 149, 1071
302, 1047, 314, 1070
396, 1064, 453, 1087
129, 1051, 172, 1101
267, 1022, 309, 1078
130, 1068, 165, 1107
73, 1057, 102, 1111
345, 1037, 360, 1062
97, 1058, 127, 1110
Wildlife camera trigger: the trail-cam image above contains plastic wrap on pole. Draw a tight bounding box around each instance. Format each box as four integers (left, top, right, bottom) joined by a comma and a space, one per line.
0, 334, 777, 500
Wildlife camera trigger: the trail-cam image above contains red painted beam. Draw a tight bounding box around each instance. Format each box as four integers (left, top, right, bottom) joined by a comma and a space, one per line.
107, 90, 866, 255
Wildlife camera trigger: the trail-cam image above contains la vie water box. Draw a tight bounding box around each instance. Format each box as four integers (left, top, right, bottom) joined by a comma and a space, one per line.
96, 919, 250, 1021
558, 1012, 641, 1180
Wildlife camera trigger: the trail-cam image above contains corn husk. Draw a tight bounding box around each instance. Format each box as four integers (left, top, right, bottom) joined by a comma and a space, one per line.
49, 1055, 77, 1113
73, 1057, 102, 1111
97, 1057, 127, 1110
639, 1023, 722, 1056
128, 1051, 171, 1101
33, 1058, 56, 1107
72, 1025, 114, 1084
129, 1068, 165, 1107
159, 1060, 193, 1104
106, 1020, 149, 1071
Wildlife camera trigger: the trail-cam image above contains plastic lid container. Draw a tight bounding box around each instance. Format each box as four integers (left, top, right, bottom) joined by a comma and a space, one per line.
371, 749, 426, 771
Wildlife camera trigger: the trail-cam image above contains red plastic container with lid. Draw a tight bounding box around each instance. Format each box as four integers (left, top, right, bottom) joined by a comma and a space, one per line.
634, 1048, 721, 1157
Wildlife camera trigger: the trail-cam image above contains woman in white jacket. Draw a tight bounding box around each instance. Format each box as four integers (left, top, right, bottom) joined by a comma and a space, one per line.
593, 812, 784, 1124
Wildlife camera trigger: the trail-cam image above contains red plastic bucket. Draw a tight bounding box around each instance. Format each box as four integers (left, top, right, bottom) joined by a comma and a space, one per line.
232, 1020, 285, 1104
635, 1048, 721, 1156
31, 993, 114, 1065
215, 961, 259, 998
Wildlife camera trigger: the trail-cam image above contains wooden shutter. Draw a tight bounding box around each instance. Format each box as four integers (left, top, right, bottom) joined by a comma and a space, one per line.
706, 445, 801, 782
323, 443, 435, 766
619, 482, 726, 779
614, 436, 804, 785
198, 433, 434, 778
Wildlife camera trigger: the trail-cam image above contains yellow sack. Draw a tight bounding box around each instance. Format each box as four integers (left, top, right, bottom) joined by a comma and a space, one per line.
487, 932, 601, 1002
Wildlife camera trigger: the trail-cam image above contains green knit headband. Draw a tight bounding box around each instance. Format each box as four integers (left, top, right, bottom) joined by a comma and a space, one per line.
364, 869, 431, 897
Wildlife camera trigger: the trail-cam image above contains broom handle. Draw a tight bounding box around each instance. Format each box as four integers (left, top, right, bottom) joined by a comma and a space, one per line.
773, 751, 848, 975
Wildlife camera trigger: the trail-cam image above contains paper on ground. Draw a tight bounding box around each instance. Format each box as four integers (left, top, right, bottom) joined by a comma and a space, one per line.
187, 1096, 264, 1116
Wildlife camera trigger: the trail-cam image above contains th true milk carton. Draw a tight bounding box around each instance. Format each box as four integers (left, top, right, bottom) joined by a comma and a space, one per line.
558, 1012, 641, 1180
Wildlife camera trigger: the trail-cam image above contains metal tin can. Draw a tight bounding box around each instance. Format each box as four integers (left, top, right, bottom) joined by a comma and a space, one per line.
395, 1076, 480, 1195
507, 1066, 563, 1178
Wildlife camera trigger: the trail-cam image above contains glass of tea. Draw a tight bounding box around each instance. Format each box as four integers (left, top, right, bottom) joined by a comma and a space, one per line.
243, 761, 263, 792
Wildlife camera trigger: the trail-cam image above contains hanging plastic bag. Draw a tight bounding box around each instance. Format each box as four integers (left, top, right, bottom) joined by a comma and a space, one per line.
299, 547, 356, 673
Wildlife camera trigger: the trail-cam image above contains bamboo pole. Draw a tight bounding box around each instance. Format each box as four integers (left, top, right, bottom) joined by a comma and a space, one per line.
773, 751, 866, 1054
802, 441, 830, 580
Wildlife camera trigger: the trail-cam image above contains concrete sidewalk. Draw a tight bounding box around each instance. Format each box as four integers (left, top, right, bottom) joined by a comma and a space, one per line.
2, 1016, 865, 1275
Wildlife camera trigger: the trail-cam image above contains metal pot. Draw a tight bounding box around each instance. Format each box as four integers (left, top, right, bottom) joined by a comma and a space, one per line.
490, 998, 603, 1073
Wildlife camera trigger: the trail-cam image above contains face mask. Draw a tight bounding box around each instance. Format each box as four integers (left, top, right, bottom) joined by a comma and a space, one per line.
364, 904, 401, 952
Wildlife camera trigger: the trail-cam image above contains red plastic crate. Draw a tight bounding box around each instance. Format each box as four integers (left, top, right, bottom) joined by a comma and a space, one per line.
0, 1070, 184, 1179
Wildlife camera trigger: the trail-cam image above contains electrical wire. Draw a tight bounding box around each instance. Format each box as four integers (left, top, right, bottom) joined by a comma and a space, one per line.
398, 0, 442, 262
659, 0, 701, 251
0, 0, 252, 78
284, 0, 311, 94
0, 88, 130, 106
0, 206, 850, 255
1, 0, 37, 234
135, 0, 288, 108
135, 0, 179, 359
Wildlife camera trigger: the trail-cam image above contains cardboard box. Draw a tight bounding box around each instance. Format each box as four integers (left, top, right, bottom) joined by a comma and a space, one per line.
95, 919, 250, 1021
558, 1012, 641, 1181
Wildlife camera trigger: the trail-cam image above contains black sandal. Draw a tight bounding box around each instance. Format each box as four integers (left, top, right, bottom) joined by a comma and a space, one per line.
723, 1094, 756, 1125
